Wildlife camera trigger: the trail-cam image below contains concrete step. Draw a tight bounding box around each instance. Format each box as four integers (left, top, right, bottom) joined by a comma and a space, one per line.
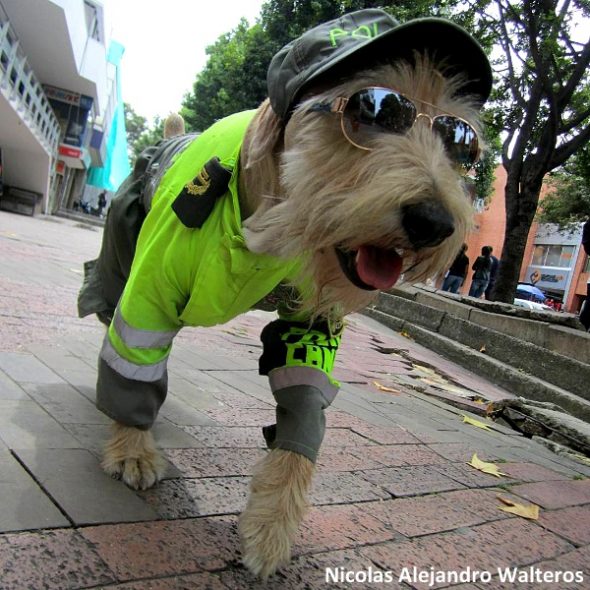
371, 290, 590, 402
364, 307, 590, 423
406, 287, 588, 364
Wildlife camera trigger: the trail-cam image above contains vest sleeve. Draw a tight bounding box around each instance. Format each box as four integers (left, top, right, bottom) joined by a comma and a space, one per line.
96, 261, 184, 427
258, 316, 343, 463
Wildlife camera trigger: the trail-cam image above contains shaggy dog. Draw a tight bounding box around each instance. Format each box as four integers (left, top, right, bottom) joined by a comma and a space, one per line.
79, 9, 491, 579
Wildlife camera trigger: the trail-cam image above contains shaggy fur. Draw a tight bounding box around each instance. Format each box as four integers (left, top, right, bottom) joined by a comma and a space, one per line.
103, 55, 483, 578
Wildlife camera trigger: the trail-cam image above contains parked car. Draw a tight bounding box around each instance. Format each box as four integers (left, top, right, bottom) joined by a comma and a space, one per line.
513, 298, 553, 311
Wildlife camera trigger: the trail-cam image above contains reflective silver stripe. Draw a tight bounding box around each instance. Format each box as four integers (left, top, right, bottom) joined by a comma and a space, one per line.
100, 337, 168, 382
113, 307, 179, 349
268, 366, 339, 404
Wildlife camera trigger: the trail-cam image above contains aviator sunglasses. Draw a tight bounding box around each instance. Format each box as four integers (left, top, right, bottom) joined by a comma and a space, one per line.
310, 86, 480, 173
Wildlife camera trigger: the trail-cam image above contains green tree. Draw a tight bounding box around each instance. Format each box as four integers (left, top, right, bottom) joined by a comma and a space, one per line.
478, 1, 590, 302
123, 103, 166, 163
538, 145, 590, 230
181, 20, 273, 131
131, 116, 165, 159
123, 103, 148, 158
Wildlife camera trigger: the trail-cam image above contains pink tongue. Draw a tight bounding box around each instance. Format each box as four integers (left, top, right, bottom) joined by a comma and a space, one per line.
356, 246, 403, 290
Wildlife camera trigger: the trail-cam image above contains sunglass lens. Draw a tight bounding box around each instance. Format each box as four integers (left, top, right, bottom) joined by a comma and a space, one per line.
342, 88, 416, 148
433, 116, 479, 171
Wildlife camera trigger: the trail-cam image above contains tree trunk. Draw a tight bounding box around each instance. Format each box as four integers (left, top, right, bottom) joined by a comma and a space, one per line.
493, 162, 543, 303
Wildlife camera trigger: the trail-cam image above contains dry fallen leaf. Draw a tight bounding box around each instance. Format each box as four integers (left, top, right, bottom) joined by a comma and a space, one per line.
373, 381, 401, 394
468, 453, 507, 478
462, 414, 493, 431
497, 495, 540, 520
400, 331, 413, 339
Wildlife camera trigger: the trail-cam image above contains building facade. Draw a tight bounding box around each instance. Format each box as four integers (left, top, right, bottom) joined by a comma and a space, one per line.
0, 0, 129, 215
457, 166, 589, 314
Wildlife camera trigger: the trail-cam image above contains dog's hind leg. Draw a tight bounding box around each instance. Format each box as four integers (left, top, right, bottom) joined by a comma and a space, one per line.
239, 448, 314, 578
102, 422, 167, 490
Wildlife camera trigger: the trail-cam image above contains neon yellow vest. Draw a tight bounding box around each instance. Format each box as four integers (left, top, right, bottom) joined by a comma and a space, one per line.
108, 111, 299, 367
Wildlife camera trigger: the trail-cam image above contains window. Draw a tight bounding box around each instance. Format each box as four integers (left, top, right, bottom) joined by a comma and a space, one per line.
584, 256, 590, 273
531, 244, 575, 268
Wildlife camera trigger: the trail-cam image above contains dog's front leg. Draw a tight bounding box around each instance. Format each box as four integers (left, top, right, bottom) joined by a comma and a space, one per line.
239, 366, 338, 578
239, 448, 314, 578
102, 422, 167, 490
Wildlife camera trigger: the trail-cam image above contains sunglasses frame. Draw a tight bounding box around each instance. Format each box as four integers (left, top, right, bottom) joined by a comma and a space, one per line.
323, 87, 481, 171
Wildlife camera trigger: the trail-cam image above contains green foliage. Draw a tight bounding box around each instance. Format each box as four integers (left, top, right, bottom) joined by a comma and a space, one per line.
123, 103, 165, 163
181, 20, 276, 131
538, 145, 590, 230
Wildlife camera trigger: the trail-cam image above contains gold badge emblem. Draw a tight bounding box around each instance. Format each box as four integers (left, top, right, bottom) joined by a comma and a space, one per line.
185, 167, 211, 196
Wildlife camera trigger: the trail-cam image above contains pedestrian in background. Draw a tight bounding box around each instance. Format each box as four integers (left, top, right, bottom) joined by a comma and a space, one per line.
484, 247, 499, 300
469, 245, 493, 298
442, 243, 469, 293
163, 113, 185, 139
97, 191, 107, 218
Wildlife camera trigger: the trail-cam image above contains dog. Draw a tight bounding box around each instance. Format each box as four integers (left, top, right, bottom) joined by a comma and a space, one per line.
79, 9, 491, 579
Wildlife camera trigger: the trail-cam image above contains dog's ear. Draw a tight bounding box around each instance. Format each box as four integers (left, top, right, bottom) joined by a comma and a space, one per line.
243, 99, 284, 169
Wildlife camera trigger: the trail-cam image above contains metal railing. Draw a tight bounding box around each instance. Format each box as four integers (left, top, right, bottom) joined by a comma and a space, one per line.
0, 19, 61, 156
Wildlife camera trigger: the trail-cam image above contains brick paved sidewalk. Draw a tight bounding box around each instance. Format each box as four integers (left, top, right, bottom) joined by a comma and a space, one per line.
1, 211, 589, 590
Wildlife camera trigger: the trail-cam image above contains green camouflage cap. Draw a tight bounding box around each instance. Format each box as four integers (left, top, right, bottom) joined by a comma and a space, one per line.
267, 8, 493, 120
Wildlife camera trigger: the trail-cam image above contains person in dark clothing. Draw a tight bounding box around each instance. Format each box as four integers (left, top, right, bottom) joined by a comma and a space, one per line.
97, 191, 107, 217
484, 247, 499, 300
469, 245, 493, 298
580, 218, 590, 331
442, 243, 469, 293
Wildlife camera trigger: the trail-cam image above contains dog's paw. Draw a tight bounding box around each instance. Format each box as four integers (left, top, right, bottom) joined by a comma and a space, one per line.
239, 449, 314, 578
239, 508, 292, 579
101, 423, 166, 491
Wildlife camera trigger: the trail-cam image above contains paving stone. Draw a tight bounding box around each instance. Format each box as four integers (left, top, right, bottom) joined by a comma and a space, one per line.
324, 410, 375, 429
359, 465, 466, 497
360, 488, 507, 537
181, 425, 268, 448
14, 448, 158, 525
0, 369, 29, 400
509, 479, 590, 509
221, 548, 410, 589
538, 505, 590, 545
0, 400, 81, 448
323, 427, 377, 447
201, 407, 276, 426
427, 442, 509, 463
62, 423, 110, 454
0, 450, 69, 532
81, 516, 239, 579
362, 519, 574, 589
25, 343, 97, 378
139, 477, 250, 518
160, 396, 220, 426
21, 381, 110, 424
500, 462, 571, 483
478, 545, 589, 590
168, 374, 226, 411
316, 447, 384, 472
432, 462, 513, 488
310, 472, 390, 505
165, 447, 267, 477
101, 572, 227, 589
349, 423, 421, 445
364, 444, 448, 467
0, 351, 63, 385
0, 529, 115, 589
211, 389, 273, 409
204, 369, 271, 398
294, 504, 400, 555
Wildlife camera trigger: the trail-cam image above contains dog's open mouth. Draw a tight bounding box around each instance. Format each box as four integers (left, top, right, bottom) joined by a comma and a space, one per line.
335, 245, 403, 291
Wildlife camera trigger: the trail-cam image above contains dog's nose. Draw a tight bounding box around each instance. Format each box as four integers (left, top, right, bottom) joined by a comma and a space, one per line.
402, 200, 455, 249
